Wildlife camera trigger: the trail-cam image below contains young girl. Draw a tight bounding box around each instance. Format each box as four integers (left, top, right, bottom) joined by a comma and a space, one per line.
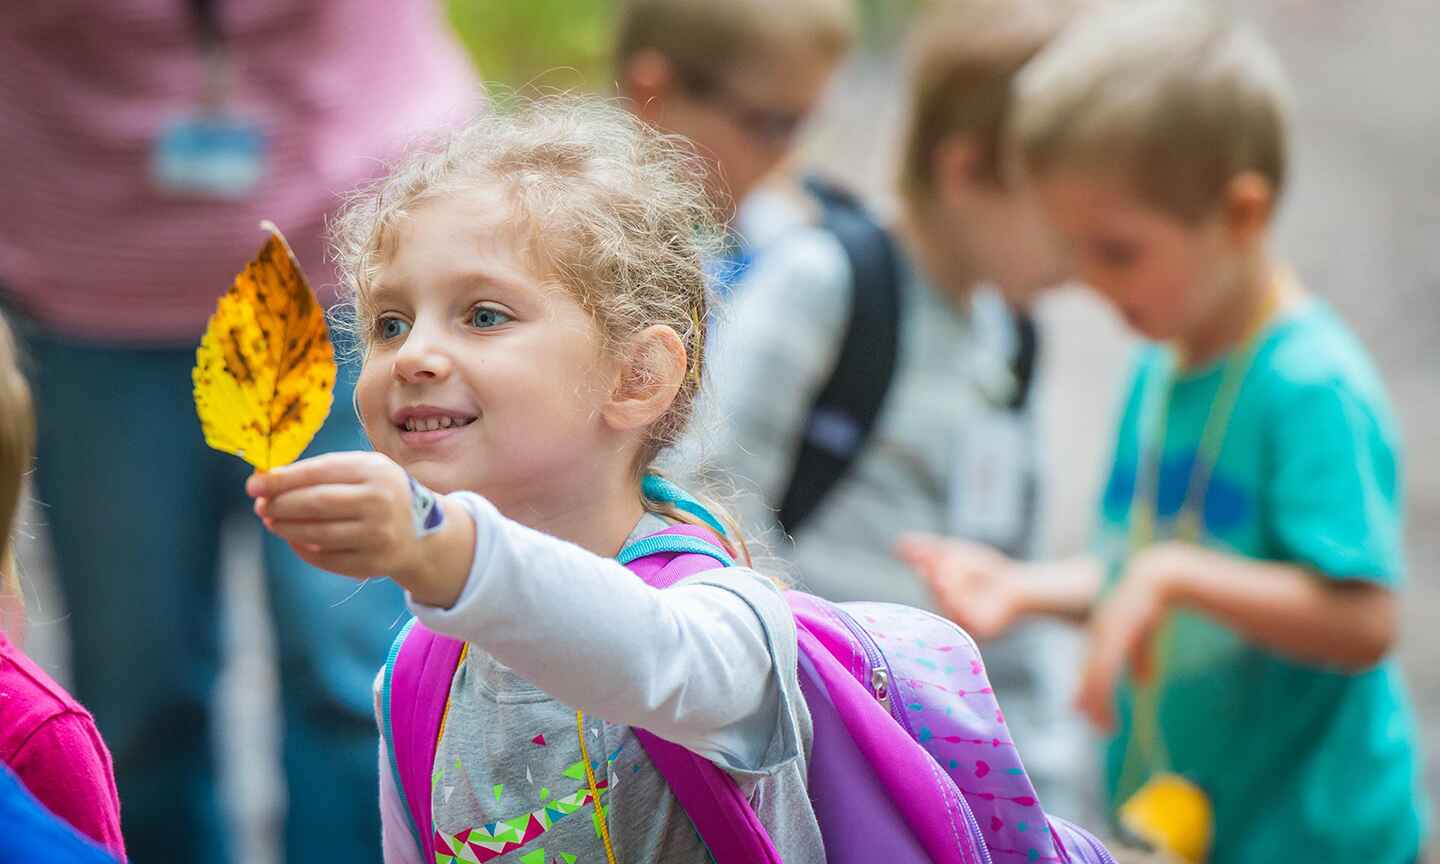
0, 313, 126, 859
246, 99, 820, 863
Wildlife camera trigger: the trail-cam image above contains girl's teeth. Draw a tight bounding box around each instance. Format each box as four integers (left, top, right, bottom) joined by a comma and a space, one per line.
406, 416, 462, 432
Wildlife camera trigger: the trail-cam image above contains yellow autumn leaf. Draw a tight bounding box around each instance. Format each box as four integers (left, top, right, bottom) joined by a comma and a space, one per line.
193, 221, 336, 471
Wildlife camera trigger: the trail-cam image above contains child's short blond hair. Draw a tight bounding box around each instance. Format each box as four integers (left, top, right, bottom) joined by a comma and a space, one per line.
900, 0, 1081, 204
0, 313, 33, 608
615, 0, 856, 76
1012, 0, 1292, 222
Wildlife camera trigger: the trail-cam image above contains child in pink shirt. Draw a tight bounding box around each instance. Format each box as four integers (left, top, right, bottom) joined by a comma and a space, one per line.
0, 313, 125, 859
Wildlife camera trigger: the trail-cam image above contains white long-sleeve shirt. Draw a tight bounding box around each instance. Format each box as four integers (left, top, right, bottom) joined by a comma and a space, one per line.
376, 493, 821, 863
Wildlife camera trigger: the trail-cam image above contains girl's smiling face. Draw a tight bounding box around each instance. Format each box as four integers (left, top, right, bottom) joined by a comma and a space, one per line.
354, 189, 623, 512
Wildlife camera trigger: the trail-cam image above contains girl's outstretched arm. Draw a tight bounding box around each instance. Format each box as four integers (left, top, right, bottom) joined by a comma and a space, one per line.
250, 453, 792, 773
1075, 542, 1397, 730
408, 491, 795, 774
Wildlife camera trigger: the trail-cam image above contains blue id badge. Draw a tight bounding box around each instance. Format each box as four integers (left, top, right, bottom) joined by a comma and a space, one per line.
150, 114, 266, 198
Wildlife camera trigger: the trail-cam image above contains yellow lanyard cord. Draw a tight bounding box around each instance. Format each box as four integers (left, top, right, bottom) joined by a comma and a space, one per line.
438, 656, 618, 864
1119, 351, 1255, 793
1118, 275, 1289, 795
577, 710, 619, 864
437, 644, 471, 749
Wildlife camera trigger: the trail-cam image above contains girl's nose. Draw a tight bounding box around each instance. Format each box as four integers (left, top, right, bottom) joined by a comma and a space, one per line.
392, 327, 453, 383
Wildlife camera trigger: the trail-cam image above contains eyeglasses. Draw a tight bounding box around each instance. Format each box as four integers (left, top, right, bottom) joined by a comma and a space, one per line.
676, 67, 807, 149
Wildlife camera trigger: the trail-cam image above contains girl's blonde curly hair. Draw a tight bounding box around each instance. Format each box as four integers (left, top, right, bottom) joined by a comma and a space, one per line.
0, 313, 34, 623
329, 95, 750, 561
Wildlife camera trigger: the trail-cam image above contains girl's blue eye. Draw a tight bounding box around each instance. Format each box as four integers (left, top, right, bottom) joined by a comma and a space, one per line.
376, 316, 410, 341
469, 307, 511, 329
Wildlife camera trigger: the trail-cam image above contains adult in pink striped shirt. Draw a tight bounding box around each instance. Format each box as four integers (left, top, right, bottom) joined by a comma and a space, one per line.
0, 3, 477, 861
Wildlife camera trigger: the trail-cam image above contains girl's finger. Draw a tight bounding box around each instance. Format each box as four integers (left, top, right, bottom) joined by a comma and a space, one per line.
266, 518, 372, 551
262, 483, 377, 522
286, 543, 381, 582
246, 451, 384, 498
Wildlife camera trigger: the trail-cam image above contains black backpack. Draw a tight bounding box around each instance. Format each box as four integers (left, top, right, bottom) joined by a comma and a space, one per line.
776, 176, 1039, 534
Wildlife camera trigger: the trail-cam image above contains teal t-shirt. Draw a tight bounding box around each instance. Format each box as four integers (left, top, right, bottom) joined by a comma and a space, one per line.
1094, 299, 1427, 863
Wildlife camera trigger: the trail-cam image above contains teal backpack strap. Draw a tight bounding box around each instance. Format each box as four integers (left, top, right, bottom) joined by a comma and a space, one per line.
641, 473, 729, 538
379, 618, 422, 856
618, 530, 735, 567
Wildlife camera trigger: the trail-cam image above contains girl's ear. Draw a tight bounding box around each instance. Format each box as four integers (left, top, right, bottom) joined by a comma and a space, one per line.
603, 324, 687, 433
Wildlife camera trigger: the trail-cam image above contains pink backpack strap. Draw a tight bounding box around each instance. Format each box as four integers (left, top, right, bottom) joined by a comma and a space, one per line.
621, 525, 785, 864
631, 734, 783, 863
382, 617, 465, 863
383, 521, 782, 864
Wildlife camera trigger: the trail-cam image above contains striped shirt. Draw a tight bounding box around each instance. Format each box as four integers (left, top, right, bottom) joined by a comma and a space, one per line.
0, 0, 477, 342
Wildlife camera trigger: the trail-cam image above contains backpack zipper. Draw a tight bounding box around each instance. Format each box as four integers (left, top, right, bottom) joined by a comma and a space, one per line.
831, 606, 993, 864
870, 666, 893, 715
1049, 819, 1121, 864
832, 605, 911, 733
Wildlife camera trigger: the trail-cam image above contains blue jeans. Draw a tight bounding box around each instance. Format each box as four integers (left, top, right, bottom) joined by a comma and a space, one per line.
25, 328, 404, 864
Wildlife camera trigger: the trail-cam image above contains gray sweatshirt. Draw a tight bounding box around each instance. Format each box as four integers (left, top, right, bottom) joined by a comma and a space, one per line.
687, 225, 1083, 810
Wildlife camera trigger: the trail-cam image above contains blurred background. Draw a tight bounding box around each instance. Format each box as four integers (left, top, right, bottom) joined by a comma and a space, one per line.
14, 0, 1437, 860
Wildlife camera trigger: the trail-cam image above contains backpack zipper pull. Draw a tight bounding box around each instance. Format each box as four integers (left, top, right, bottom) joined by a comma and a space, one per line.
871, 666, 892, 712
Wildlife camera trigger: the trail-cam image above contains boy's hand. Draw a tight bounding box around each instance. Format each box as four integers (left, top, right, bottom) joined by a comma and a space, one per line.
897, 533, 1025, 640
1074, 542, 1196, 731
246, 452, 426, 585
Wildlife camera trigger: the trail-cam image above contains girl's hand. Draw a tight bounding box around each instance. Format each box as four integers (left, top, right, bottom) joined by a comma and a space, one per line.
246, 452, 426, 585
1074, 542, 1196, 731
897, 533, 1025, 641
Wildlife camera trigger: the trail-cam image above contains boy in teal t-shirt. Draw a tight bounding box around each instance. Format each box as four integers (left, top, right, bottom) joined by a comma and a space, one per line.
898, 2, 1427, 861
1089, 303, 1424, 861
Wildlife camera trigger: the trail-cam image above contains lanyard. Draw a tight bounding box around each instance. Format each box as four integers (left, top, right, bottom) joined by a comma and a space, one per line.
187, 0, 221, 50
1129, 270, 1291, 549
185, 0, 231, 111
437, 656, 620, 863
1129, 343, 1254, 549
1119, 272, 1288, 790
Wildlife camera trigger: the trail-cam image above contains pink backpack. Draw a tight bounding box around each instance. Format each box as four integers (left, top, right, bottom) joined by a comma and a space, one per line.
382, 513, 1116, 863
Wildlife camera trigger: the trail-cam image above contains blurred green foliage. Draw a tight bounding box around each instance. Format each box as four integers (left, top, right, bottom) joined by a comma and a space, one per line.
445, 0, 616, 93
445, 0, 919, 91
